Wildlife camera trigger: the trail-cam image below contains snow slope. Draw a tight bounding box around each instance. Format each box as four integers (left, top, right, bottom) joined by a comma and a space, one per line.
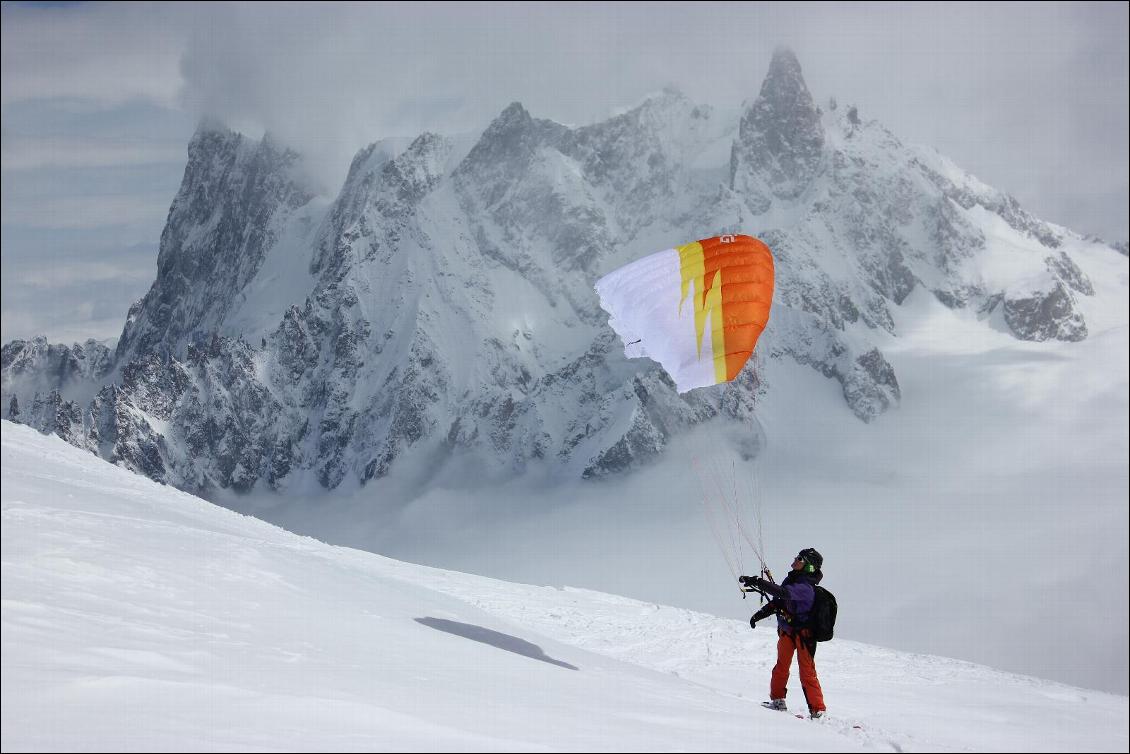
3, 421, 1126, 752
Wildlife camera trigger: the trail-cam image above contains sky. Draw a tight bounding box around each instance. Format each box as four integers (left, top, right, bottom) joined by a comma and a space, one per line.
4, 421, 1128, 751
1, 1, 1127, 344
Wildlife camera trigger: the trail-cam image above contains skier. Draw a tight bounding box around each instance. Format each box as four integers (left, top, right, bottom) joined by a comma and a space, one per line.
740, 548, 827, 719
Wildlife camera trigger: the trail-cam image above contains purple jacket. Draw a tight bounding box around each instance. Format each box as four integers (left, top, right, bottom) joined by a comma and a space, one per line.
751, 570, 822, 634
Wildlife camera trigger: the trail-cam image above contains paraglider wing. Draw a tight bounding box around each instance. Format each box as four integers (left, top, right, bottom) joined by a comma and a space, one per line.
595, 234, 774, 392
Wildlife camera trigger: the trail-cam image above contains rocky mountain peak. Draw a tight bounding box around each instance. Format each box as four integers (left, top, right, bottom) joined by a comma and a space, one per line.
115, 123, 317, 363
762, 47, 810, 106
731, 45, 825, 206
456, 102, 568, 181
384, 132, 451, 202
186, 119, 242, 163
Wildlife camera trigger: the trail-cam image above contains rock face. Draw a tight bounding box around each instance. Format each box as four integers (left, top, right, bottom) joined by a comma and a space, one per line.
2, 48, 1108, 495
116, 126, 316, 363
731, 48, 825, 209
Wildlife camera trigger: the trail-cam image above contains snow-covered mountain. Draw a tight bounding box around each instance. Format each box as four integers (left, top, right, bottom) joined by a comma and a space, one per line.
3, 422, 1127, 752
1, 47, 1123, 496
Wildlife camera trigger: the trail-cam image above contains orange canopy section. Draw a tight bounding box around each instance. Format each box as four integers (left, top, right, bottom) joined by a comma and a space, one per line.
595, 234, 775, 393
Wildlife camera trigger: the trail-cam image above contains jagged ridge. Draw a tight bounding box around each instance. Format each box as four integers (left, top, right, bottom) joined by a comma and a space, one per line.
2, 48, 1113, 495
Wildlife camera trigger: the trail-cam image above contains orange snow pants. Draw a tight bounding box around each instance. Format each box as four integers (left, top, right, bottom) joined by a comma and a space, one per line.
770, 629, 825, 712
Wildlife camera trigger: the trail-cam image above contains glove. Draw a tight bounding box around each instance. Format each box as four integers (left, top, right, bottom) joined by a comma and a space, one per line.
741, 575, 769, 591
749, 616, 758, 630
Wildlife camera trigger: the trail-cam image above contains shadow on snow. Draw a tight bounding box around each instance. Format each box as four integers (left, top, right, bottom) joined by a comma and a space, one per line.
415, 617, 579, 670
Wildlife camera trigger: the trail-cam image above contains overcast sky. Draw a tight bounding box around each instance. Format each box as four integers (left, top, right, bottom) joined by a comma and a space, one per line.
2, 1, 1127, 344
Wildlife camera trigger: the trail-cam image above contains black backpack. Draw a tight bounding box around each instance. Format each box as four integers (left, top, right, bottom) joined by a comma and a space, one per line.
807, 586, 838, 642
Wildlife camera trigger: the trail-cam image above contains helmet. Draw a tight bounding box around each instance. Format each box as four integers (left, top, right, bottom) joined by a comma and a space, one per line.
797, 548, 823, 571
